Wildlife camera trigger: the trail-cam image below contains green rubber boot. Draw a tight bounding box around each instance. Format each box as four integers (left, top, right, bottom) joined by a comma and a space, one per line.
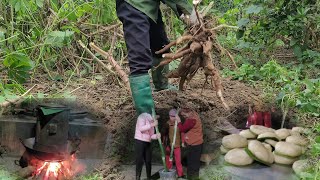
129, 74, 155, 115
152, 57, 173, 91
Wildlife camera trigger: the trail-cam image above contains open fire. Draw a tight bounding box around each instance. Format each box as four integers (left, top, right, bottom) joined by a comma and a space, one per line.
19, 153, 84, 180
33, 155, 76, 180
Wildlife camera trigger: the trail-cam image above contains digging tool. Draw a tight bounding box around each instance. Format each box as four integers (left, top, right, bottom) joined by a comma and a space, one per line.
152, 109, 168, 172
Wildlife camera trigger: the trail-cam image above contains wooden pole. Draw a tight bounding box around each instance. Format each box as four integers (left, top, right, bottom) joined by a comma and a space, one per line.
152, 109, 168, 172
89, 42, 131, 94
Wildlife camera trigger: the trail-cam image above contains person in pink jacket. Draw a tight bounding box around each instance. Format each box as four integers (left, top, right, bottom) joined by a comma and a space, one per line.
134, 113, 161, 180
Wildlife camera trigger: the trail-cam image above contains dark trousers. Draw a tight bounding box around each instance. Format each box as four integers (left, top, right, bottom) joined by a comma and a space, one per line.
135, 139, 152, 180
116, 0, 169, 75
187, 144, 202, 180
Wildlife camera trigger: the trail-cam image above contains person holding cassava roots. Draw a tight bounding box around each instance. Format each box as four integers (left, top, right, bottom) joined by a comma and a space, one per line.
115, 0, 195, 115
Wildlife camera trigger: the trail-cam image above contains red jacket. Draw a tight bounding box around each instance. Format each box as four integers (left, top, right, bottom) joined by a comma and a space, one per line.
178, 113, 203, 146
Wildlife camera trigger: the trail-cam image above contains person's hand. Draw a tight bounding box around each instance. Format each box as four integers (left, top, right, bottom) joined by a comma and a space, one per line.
180, 1, 201, 26
152, 120, 158, 127
179, 14, 189, 25
193, 0, 202, 5
156, 133, 161, 139
180, 11, 197, 26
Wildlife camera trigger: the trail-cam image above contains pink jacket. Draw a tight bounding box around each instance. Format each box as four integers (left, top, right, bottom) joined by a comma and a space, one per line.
134, 113, 158, 142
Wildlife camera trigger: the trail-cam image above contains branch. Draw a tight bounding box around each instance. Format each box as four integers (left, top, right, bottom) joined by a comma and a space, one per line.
225, 49, 238, 69
89, 42, 131, 94
108, 30, 118, 55
213, 40, 238, 69
89, 23, 121, 36
194, 4, 204, 29
78, 40, 115, 75
0, 85, 36, 108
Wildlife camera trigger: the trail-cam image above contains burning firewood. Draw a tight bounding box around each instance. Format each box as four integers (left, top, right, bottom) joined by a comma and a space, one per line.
155, 2, 238, 110
18, 150, 82, 180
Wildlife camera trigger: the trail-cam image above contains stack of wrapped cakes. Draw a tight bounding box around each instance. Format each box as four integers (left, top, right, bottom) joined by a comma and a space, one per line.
221, 125, 309, 174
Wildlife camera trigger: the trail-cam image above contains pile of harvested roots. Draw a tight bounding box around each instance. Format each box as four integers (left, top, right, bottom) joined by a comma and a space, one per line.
155, 2, 237, 110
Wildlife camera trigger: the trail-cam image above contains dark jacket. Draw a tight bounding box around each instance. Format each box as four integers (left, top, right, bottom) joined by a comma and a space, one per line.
125, 0, 192, 22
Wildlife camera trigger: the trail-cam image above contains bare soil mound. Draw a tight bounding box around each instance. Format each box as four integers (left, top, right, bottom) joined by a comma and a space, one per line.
102, 75, 265, 159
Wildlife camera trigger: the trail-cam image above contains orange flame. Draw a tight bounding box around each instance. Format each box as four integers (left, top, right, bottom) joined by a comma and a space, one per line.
35, 161, 62, 180
33, 154, 83, 180
46, 162, 61, 178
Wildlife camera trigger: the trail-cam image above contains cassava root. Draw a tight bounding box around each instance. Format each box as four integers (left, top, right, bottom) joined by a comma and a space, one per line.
154, 7, 236, 110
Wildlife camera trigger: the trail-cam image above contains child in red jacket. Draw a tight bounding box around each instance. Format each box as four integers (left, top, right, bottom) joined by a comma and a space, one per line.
162, 109, 184, 177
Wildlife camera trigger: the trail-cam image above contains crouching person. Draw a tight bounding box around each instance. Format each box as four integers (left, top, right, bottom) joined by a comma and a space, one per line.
135, 113, 161, 180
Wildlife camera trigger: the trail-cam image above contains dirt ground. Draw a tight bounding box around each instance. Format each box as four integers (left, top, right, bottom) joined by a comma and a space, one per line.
5, 68, 290, 179
63, 71, 278, 179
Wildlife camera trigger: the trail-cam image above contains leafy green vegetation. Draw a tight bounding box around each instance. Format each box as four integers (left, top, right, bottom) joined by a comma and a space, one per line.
0, 166, 20, 180
0, 0, 121, 100
77, 172, 104, 180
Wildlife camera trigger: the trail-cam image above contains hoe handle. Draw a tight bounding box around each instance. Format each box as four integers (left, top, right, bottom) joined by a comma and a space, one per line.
152, 109, 168, 172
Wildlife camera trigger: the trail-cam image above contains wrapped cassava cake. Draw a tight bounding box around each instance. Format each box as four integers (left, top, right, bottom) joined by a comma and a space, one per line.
222, 134, 248, 149
239, 129, 257, 139
275, 129, 291, 140
245, 140, 274, 165
274, 142, 302, 158
273, 152, 298, 165
224, 148, 254, 166
257, 132, 280, 141
250, 125, 275, 135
